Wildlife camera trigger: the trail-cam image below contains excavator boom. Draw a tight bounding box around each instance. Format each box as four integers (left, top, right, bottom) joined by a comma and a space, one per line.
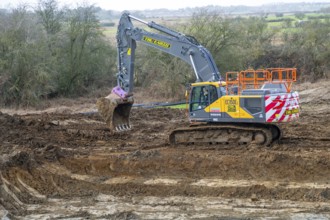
97, 12, 222, 131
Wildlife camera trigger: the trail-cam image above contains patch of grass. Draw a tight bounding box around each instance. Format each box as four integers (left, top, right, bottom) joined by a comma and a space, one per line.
102, 27, 116, 38
167, 103, 187, 109
154, 103, 187, 109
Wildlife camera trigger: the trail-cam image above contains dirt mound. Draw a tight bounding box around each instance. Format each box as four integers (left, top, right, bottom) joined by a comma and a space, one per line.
296, 80, 330, 104
1, 99, 330, 218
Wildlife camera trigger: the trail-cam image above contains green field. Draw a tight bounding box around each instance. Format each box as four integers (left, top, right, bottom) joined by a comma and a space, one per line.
167, 103, 187, 109
266, 12, 330, 30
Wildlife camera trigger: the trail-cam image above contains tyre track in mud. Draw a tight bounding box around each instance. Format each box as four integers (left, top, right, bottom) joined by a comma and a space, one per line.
1, 106, 330, 218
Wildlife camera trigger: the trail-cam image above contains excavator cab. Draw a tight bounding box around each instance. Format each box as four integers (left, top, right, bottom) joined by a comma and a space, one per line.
188, 82, 224, 122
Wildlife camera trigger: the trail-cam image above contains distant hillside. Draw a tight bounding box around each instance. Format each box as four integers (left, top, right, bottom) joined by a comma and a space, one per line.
0, 2, 329, 19
96, 2, 330, 19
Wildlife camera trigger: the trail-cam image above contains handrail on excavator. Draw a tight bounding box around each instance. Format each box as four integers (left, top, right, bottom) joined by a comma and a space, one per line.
225, 68, 297, 95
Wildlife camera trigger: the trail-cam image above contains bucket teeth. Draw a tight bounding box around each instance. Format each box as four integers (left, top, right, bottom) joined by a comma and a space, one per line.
115, 124, 131, 132
125, 124, 131, 130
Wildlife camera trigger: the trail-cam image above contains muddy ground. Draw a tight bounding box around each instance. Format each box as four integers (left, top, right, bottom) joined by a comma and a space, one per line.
1, 82, 330, 219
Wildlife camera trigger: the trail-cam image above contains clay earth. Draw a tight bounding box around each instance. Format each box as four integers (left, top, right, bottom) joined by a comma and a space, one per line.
1, 81, 330, 219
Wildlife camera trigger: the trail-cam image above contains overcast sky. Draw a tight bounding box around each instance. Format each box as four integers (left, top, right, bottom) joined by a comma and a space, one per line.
1, 0, 330, 11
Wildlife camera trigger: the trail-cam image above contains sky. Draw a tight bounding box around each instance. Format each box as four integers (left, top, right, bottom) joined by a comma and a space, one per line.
1, 0, 330, 11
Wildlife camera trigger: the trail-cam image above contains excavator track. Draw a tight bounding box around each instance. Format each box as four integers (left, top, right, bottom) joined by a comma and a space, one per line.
169, 124, 281, 147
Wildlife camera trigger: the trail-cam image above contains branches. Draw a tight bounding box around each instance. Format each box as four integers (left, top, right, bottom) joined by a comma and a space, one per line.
0, 0, 116, 106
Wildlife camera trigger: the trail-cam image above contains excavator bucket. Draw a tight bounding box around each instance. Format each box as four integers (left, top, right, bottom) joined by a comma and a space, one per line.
96, 93, 134, 132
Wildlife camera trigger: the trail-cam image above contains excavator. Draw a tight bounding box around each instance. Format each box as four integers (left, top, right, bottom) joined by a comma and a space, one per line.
96, 12, 300, 146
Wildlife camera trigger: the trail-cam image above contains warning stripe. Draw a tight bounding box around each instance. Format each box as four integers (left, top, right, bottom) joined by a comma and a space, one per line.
265, 92, 299, 123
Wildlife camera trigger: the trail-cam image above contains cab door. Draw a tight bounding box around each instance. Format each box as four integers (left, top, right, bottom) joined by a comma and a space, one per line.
207, 85, 222, 121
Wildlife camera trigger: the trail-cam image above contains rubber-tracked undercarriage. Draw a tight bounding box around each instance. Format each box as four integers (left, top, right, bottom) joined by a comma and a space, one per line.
169, 124, 281, 146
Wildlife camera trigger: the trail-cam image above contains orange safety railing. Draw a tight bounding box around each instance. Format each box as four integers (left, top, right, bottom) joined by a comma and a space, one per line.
226, 71, 241, 95
225, 68, 297, 95
266, 68, 296, 92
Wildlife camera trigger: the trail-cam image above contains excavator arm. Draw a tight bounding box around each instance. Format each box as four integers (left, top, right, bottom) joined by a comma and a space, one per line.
115, 13, 220, 98
97, 13, 221, 131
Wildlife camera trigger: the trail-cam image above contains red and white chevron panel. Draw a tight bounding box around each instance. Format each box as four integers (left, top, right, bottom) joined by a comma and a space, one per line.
265, 91, 300, 123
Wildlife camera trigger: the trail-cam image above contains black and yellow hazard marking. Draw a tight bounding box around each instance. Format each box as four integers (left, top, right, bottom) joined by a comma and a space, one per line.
143, 36, 171, 48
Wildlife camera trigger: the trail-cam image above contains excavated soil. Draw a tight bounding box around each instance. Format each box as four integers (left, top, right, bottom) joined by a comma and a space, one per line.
1, 83, 330, 219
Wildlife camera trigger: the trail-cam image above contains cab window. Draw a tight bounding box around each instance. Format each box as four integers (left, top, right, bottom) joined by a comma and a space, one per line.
190, 85, 218, 111
209, 85, 218, 103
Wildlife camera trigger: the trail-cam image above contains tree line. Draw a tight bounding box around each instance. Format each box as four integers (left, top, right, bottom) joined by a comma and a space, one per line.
0, 0, 116, 106
135, 10, 329, 99
0, 2, 329, 106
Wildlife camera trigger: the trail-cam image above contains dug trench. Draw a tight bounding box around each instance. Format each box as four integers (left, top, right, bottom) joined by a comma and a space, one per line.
1, 104, 330, 218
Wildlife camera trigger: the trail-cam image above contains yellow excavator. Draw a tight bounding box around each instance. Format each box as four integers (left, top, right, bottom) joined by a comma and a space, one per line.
97, 13, 300, 146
